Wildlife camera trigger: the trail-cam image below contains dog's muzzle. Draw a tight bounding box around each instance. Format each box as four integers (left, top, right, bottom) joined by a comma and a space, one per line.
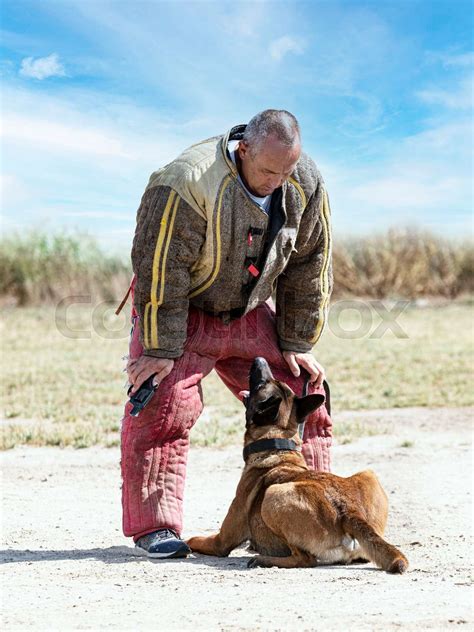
249, 357, 273, 393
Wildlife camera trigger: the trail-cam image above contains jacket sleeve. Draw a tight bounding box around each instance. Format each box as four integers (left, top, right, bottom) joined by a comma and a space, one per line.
275, 181, 333, 353
131, 185, 207, 358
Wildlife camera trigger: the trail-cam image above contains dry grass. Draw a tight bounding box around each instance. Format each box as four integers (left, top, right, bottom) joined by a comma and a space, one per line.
0, 231, 130, 306
1, 300, 472, 449
333, 229, 473, 299
1, 229, 473, 307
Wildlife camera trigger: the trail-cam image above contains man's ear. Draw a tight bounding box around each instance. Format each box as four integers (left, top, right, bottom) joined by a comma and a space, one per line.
251, 395, 282, 426
295, 393, 325, 420
237, 140, 250, 161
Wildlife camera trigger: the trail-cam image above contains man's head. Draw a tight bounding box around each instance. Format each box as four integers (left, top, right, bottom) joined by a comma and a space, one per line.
237, 109, 301, 197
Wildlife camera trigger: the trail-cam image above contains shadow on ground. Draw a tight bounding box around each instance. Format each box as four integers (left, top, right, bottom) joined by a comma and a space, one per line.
0, 547, 380, 572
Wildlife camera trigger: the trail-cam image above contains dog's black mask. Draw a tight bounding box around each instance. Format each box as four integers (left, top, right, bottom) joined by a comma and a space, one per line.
251, 394, 282, 426
244, 357, 325, 428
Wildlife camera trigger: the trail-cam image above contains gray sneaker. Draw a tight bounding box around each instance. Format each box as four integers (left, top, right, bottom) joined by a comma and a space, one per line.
135, 529, 191, 559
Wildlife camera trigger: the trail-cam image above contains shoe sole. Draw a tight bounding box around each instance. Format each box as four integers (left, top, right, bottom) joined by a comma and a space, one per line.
134, 544, 190, 559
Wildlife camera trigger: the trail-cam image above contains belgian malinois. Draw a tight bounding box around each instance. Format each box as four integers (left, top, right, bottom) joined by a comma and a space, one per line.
187, 357, 408, 572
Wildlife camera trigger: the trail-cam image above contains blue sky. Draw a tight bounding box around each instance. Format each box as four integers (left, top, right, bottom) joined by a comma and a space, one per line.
1, 0, 472, 252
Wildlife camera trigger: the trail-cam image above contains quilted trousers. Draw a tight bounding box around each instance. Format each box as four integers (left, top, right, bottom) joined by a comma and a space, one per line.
121, 299, 332, 540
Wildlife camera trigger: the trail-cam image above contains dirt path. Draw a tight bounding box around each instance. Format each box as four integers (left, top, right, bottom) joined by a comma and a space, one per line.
1, 407, 472, 631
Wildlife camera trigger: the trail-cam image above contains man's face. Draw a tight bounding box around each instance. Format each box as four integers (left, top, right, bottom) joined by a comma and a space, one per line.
237, 134, 301, 198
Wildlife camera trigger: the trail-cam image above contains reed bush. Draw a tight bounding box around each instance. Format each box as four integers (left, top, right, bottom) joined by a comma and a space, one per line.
0, 228, 472, 305
333, 228, 473, 298
0, 231, 131, 305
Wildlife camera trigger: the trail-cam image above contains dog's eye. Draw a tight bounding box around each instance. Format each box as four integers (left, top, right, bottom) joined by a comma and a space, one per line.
257, 396, 278, 411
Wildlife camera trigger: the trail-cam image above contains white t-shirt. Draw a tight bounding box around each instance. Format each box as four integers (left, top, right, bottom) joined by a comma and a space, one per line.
228, 140, 272, 214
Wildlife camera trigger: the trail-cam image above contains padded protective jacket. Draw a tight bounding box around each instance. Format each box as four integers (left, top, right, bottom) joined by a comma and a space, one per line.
130, 124, 333, 359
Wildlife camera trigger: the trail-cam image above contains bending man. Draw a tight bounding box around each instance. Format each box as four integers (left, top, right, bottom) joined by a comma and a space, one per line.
121, 109, 333, 558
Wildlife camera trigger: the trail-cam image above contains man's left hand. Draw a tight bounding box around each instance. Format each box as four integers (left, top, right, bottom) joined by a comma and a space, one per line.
282, 351, 326, 387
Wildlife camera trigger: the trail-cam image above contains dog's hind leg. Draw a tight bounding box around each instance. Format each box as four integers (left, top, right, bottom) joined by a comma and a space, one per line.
247, 548, 316, 569
341, 511, 408, 574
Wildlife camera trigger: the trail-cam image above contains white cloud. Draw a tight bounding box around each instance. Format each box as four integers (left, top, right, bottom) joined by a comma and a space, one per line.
417, 75, 473, 110
0, 174, 32, 212
1, 112, 131, 158
442, 52, 474, 68
268, 36, 304, 62
19, 53, 65, 80
63, 210, 133, 221
221, 1, 267, 38
427, 51, 474, 68
329, 116, 472, 236
1, 85, 202, 170
351, 172, 466, 211
0, 83, 219, 249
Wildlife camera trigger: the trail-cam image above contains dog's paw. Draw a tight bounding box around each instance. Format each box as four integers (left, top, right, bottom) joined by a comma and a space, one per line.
185, 535, 221, 556
247, 556, 271, 569
387, 556, 409, 574
186, 536, 205, 552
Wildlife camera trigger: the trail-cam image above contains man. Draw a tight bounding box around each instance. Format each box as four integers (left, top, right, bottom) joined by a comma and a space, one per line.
121, 109, 333, 558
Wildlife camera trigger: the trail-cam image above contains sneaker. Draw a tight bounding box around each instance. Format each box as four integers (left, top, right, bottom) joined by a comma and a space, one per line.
135, 528, 191, 559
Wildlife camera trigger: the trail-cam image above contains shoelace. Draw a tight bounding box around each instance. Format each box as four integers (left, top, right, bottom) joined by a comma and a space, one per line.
155, 528, 178, 541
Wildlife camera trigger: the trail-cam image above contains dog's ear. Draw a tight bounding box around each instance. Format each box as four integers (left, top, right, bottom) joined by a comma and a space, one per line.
251, 395, 282, 426
238, 390, 250, 409
295, 393, 325, 420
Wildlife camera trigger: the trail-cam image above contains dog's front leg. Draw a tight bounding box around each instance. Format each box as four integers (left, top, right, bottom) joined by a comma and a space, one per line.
248, 548, 317, 569
187, 496, 249, 557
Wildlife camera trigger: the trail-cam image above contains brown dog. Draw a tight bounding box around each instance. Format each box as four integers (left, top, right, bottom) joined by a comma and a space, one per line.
187, 357, 408, 573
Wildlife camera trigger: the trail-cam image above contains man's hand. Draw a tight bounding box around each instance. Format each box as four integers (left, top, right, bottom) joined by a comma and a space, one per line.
282, 351, 326, 387
127, 356, 174, 394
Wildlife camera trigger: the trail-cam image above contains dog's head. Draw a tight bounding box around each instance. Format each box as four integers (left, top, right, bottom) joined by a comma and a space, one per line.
241, 357, 325, 441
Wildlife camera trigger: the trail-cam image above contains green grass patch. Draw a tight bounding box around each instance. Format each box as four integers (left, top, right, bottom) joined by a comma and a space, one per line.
0, 302, 472, 449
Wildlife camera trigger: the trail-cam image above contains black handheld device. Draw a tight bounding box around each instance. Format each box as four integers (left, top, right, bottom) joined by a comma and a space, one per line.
127, 374, 157, 417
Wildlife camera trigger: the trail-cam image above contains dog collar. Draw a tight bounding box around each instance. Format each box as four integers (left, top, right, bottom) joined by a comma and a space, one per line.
243, 438, 299, 462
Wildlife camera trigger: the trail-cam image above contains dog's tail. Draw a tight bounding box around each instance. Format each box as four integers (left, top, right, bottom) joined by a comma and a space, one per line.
341, 512, 408, 574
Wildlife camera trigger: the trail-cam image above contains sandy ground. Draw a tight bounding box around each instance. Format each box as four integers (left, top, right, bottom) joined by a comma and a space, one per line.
1, 406, 473, 631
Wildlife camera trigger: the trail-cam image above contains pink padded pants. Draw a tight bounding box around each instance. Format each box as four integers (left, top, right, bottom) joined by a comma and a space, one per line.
121, 299, 332, 540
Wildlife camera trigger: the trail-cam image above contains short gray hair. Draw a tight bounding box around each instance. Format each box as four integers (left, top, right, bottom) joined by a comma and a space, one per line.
243, 109, 300, 154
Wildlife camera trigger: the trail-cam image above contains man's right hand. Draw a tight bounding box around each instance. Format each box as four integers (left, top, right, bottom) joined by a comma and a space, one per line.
127, 356, 175, 394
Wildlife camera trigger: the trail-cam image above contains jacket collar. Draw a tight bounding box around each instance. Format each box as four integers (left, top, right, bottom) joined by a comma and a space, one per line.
220, 124, 246, 177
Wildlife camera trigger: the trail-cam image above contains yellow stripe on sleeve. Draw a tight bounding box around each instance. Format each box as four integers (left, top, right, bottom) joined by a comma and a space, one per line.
144, 302, 151, 348
288, 177, 307, 209
149, 194, 180, 348
150, 191, 176, 303
143, 189, 176, 349
189, 175, 231, 298
310, 189, 332, 344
